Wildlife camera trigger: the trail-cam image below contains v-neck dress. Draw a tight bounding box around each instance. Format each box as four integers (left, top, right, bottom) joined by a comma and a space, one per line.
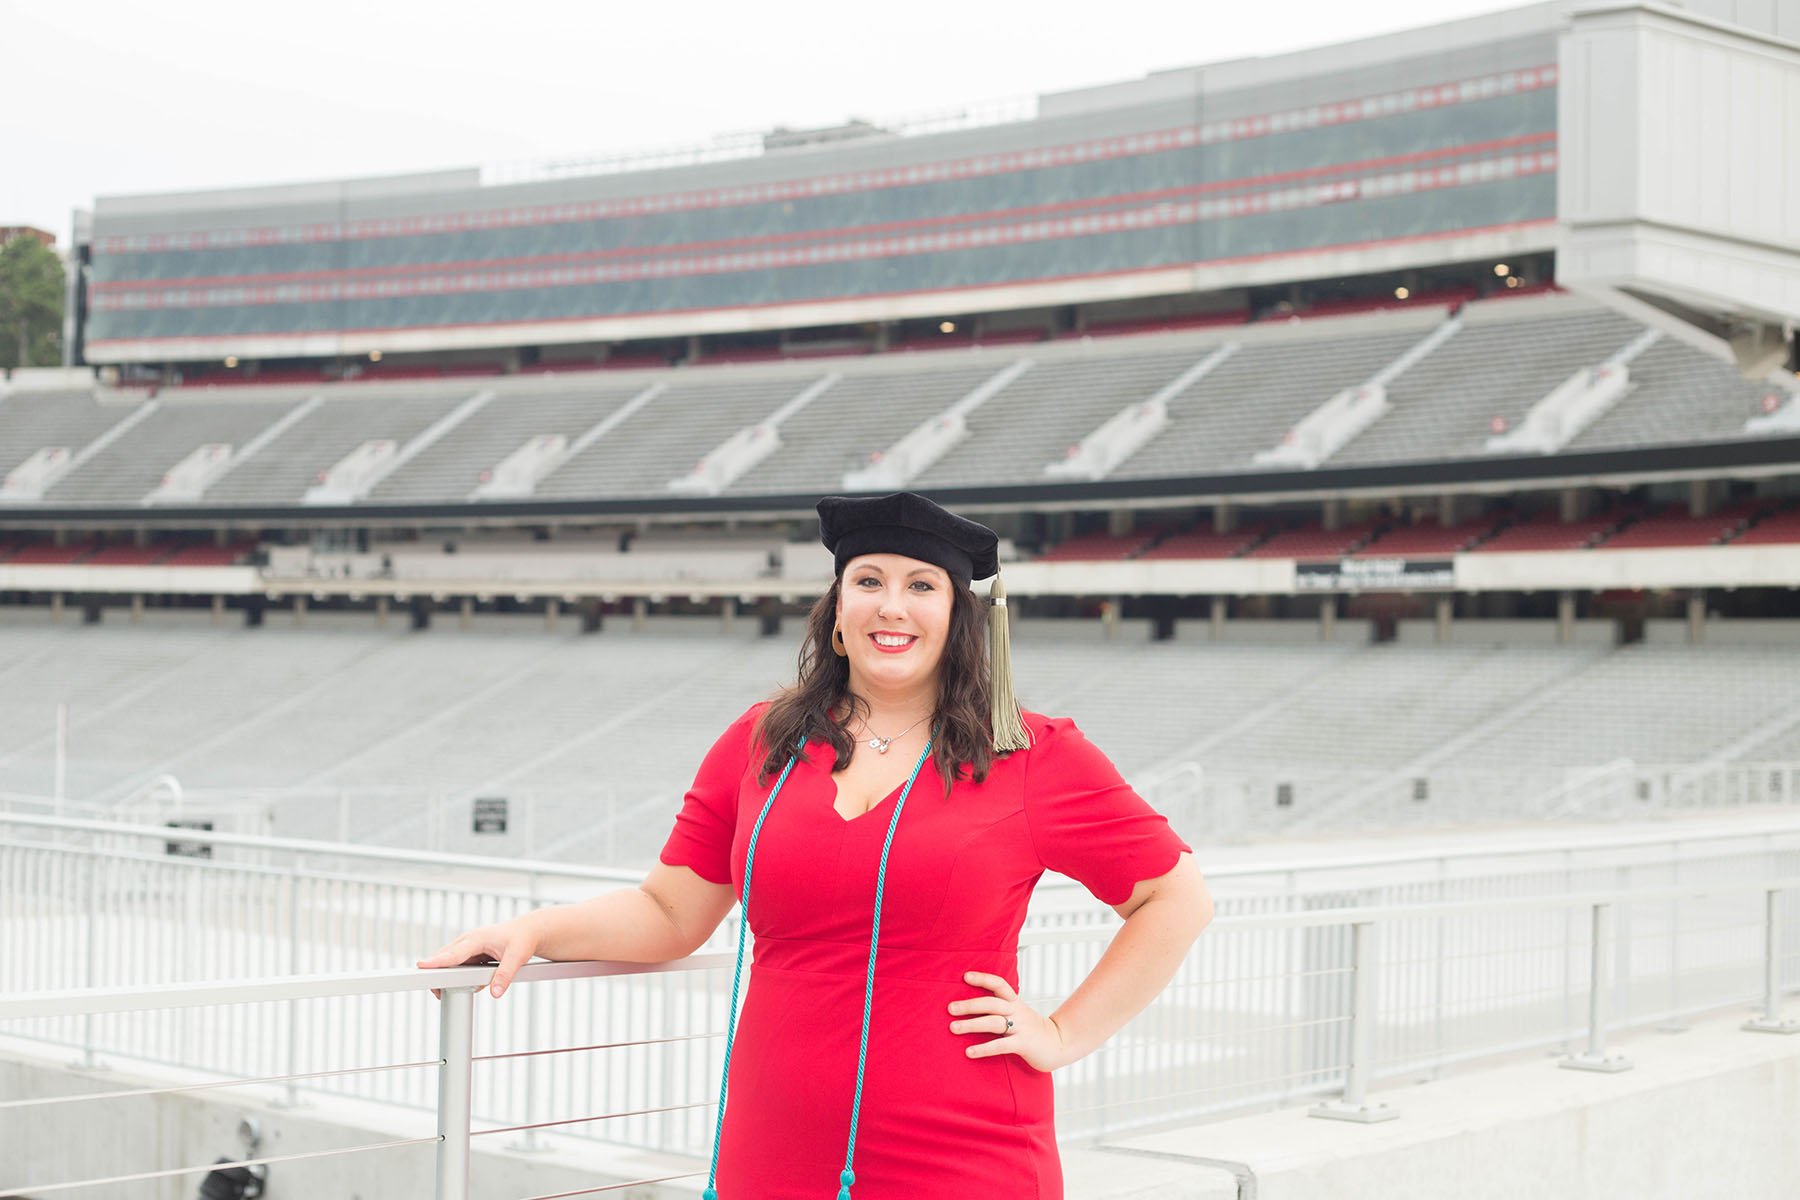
659, 705, 1192, 1199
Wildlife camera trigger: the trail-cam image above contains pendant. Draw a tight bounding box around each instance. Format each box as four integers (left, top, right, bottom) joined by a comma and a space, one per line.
868, 737, 891, 754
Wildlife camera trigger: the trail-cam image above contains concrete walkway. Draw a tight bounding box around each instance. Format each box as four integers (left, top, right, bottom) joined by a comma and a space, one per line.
1098, 1005, 1800, 1200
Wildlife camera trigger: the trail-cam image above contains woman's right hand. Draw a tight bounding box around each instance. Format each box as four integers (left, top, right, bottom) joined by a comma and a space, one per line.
416, 916, 542, 999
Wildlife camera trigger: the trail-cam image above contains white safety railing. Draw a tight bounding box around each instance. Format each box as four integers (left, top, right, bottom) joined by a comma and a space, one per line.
1143, 759, 1800, 839
10, 758, 1798, 867
10, 806, 1800, 941
2, 877, 1796, 1198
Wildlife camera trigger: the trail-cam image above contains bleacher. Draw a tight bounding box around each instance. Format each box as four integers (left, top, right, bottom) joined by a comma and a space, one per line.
1352, 515, 1505, 557
8, 608, 1798, 858
1136, 526, 1270, 560
162, 539, 256, 566
1470, 508, 1638, 553
364, 377, 649, 504
1035, 529, 1164, 562
201, 387, 470, 506
41, 396, 308, 505
1727, 503, 1800, 547
84, 542, 176, 566
1243, 518, 1385, 559
1116, 321, 1430, 479
535, 373, 822, 499
7, 294, 1796, 511
0, 392, 136, 497
1329, 299, 1644, 466
3, 540, 101, 564
913, 344, 1210, 489
1565, 332, 1779, 451
733, 362, 996, 494
1595, 500, 1765, 550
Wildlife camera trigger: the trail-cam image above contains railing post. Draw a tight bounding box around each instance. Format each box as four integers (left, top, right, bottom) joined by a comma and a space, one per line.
1432, 855, 1447, 1079
76, 849, 103, 1070
1310, 919, 1396, 1122
280, 863, 305, 1107
1557, 847, 1574, 1055
1743, 886, 1800, 1034
1560, 901, 1632, 1071
510, 873, 544, 1152
1658, 841, 1687, 1033
436, 986, 477, 1200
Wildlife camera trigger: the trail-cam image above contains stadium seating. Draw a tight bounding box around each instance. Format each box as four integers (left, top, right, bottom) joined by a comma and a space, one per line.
1726, 503, 1800, 546
7, 608, 1798, 859
367, 378, 649, 503
1469, 508, 1638, 553
163, 539, 257, 566
1565, 334, 1779, 451
534, 373, 825, 499
734, 361, 998, 494
1136, 526, 1270, 560
1593, 500, 1766, 550
4, 540, 101, 564
41, 397, 312, 505
202, 388, 471, 505
0, 393, 136, 488
1243, 519, 1385, 559
1329, 299, 1643, 466
1035, 529, 1165, 562
1351, 515, 1506, 556
85, 542, 178, 566
10, 297, 1799, 511
913, 343, 1214, 489
1116, 321, 1432, 480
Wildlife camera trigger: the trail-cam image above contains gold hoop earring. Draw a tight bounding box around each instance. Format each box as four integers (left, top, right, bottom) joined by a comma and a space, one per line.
831, 626, 847, 657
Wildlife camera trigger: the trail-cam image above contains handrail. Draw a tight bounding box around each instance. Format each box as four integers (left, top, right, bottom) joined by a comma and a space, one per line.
1024, 875, 1800, 940
6, 877, 1797, 1022
8, 806, 1800, 892
0, 811, 640, 882
1047, 806, 1800, 886
0, 955, 734, 1022
4, 874, 1795, 1196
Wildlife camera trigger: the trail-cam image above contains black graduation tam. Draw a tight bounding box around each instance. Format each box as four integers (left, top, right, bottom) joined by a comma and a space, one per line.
817, 492, 1000, 584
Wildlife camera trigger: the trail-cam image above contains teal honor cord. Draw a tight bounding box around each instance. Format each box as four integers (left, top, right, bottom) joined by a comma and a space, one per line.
703, 736, 935, 1200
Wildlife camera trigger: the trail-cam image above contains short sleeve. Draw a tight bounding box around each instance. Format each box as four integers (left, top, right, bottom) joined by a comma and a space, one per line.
1022, 717, 1192, 906
658, 704, 764, 886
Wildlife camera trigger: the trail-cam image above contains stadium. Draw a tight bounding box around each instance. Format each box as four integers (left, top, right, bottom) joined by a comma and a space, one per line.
3, 1, 1800, 1197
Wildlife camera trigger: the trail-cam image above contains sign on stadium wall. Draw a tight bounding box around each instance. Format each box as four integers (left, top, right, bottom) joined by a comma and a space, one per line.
1295, 558, 1455, 591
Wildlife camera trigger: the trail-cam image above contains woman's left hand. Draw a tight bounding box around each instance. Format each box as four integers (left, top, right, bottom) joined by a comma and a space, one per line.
949, 971, 1079, 1071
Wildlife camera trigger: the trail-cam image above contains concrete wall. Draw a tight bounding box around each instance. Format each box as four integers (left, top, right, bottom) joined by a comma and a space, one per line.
1558, 1, 1800, 328
0, 1039, 690, 1200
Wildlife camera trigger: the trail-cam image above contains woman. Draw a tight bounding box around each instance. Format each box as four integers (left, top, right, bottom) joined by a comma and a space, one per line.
420, 492, 1213, 1199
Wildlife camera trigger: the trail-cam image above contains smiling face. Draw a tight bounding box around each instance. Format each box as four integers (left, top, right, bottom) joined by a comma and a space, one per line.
835, 553, 956, 703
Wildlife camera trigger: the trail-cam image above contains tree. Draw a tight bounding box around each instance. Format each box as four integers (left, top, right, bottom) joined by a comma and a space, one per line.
0, 235, 65, 369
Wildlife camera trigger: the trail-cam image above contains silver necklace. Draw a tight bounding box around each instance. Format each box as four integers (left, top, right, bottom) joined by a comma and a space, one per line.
854, 713, 930, 754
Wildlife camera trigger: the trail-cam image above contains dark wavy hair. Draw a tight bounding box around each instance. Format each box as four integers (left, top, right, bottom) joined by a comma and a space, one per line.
754, 575, 995, 792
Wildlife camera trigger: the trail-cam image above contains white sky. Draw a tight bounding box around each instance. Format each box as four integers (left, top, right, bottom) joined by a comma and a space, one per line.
3, 0, 1532, 244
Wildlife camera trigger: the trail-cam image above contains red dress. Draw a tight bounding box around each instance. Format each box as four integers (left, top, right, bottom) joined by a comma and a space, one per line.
660, 705, 1191, 1200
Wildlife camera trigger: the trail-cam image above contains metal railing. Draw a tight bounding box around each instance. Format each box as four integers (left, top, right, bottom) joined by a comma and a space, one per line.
11, 803, 1800, 905
1145, 759, 1800, 839
10, 755, 1797, 864
2, 876, 1796, 1198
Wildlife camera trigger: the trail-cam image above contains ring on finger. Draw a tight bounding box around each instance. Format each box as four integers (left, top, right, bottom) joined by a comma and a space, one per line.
1003, 1015, 1015, 1033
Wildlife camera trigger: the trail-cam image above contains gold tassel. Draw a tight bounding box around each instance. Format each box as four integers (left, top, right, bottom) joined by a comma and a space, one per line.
988, 573, 1031, 753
